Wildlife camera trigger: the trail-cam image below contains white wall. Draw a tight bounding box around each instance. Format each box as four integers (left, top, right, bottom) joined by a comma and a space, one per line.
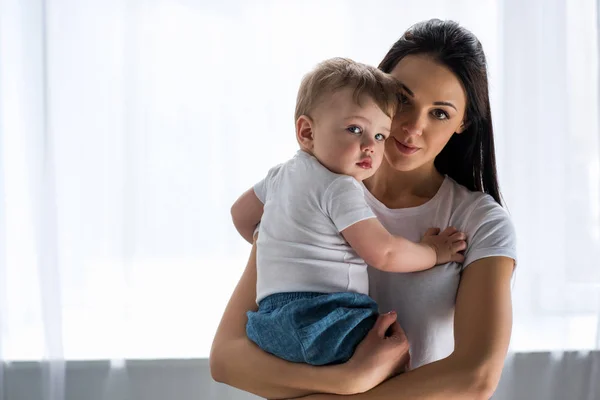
2, 352, 600, 400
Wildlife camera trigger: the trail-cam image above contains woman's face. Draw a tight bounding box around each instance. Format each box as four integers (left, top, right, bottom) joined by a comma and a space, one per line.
384, 54, 468, 173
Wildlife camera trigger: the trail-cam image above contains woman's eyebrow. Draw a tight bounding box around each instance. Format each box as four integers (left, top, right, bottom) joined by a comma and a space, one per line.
401, 83, 458, 111
433, 101, 457, 111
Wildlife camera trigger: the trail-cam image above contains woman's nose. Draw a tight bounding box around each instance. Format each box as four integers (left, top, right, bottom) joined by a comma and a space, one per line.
400, 110, 426, 136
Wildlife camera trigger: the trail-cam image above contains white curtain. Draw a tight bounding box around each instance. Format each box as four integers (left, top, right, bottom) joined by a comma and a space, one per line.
0, 0, 598, 399
499, 0, 600, 351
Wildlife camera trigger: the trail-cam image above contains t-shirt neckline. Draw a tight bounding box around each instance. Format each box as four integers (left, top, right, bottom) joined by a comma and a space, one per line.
360, 175, 450, 216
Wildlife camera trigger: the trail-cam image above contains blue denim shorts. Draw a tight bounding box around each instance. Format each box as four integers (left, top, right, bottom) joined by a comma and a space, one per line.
246, 292, 378, 366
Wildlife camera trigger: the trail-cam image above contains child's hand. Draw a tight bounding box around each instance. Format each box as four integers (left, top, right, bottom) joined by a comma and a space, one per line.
420, 227, 467, 265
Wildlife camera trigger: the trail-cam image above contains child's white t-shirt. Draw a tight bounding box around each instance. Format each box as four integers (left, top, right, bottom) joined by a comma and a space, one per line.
253, 150, 376, 303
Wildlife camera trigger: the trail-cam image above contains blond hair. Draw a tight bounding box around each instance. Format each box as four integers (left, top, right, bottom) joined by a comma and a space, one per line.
294, 57, 401, 122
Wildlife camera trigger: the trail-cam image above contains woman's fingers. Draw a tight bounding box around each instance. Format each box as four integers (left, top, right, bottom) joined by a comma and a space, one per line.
385, 319, 405, 339
393, 351, 411, 375
387, 321, 410, 375
347, 312, 410, 392
373, 311, 398, 338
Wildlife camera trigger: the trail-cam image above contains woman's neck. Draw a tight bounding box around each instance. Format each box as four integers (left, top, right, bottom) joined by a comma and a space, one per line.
364, 161, 445, 209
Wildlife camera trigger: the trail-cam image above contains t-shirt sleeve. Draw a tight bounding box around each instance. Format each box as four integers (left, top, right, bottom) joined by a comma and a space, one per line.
253, 164, 283, 204
323, 176, 377, 232
462, 195, 518, 270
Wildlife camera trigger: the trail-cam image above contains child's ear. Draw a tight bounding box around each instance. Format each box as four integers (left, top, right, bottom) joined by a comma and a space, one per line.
296, 115, 315, 150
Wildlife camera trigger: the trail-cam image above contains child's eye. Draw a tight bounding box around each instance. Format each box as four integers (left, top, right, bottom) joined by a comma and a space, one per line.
347, 125, 362, 135
398, 93, 410, 104
374, 133, 386, 141
432, 109, 449, 120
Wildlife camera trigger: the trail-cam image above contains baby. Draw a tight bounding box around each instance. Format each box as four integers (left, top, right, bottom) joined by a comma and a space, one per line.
231, 58, 466, 366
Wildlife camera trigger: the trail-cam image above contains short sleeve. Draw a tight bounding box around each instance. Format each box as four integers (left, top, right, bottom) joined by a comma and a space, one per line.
253, 164, 283, 204
462, 195, 518, 269
323, 176, 377, 232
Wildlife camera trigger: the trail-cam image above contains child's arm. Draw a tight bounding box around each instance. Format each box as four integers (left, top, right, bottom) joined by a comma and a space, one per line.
231, 188, 264, 244
341, 219, 466, 273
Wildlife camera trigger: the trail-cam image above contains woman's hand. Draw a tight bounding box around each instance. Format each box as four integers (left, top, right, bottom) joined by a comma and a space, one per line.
344, 311, 411, 393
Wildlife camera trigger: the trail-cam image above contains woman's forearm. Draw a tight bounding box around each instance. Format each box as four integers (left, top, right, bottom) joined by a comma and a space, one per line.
211, 336, 358, 399
297, 354, 492, 400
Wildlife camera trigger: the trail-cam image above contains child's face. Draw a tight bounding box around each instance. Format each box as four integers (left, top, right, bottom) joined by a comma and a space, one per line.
306, 88, 392, 181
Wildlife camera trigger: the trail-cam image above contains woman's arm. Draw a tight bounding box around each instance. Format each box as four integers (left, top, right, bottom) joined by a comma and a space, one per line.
297, 256, 515, 400
209, 241, 410, 399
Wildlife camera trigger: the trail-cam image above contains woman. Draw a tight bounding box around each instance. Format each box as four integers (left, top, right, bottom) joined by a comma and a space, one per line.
210, 19, 516, 400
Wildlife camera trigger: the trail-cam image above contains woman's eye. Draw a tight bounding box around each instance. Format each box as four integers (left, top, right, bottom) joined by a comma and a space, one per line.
432, 109, 449, 120
374, 133, 386, 141
347, 125, 362, 135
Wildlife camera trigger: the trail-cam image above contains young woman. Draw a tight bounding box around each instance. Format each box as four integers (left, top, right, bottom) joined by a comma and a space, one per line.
210, 19, 516, 400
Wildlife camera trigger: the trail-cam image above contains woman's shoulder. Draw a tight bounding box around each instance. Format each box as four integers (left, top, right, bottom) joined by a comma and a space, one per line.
442, 176, 514, 241
442, 177, 517, 266
443, 176, 508, 218
443, 175, 494, 201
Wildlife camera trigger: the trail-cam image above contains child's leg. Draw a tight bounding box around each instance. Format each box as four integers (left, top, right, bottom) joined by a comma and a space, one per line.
293, 292, 378, 365
246, 295, 307, 363
246, 292, 378, 366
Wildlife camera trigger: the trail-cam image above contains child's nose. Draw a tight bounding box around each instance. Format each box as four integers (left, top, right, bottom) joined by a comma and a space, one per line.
361, 137, 375, 152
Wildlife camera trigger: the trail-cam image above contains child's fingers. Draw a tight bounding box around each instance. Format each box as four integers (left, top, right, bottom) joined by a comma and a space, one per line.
440, 226, 459, 236
452, 240, 467, 253
423, 227, 441, 236
449, 232, 466, 241
451, 252, 466, 263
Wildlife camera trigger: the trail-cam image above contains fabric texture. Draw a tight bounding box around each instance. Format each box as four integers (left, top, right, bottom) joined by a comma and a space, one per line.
253, 150, 376, 303
246, 291, 378, 365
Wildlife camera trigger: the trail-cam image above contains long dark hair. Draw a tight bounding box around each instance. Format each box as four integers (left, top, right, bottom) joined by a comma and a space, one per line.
379, 19, 503, 205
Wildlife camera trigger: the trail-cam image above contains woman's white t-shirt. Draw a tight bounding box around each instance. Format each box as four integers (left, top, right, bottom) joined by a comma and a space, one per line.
363, 176, 517, 369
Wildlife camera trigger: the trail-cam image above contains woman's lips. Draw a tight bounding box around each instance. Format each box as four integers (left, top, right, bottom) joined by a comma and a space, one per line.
394, 138, 420, 155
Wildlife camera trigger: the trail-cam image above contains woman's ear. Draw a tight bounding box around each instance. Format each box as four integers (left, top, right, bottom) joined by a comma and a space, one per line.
455, 120, 470, 134
296, 115, 315, 151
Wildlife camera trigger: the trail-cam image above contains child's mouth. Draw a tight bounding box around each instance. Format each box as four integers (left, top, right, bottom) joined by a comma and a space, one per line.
356, 159, 372, 169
